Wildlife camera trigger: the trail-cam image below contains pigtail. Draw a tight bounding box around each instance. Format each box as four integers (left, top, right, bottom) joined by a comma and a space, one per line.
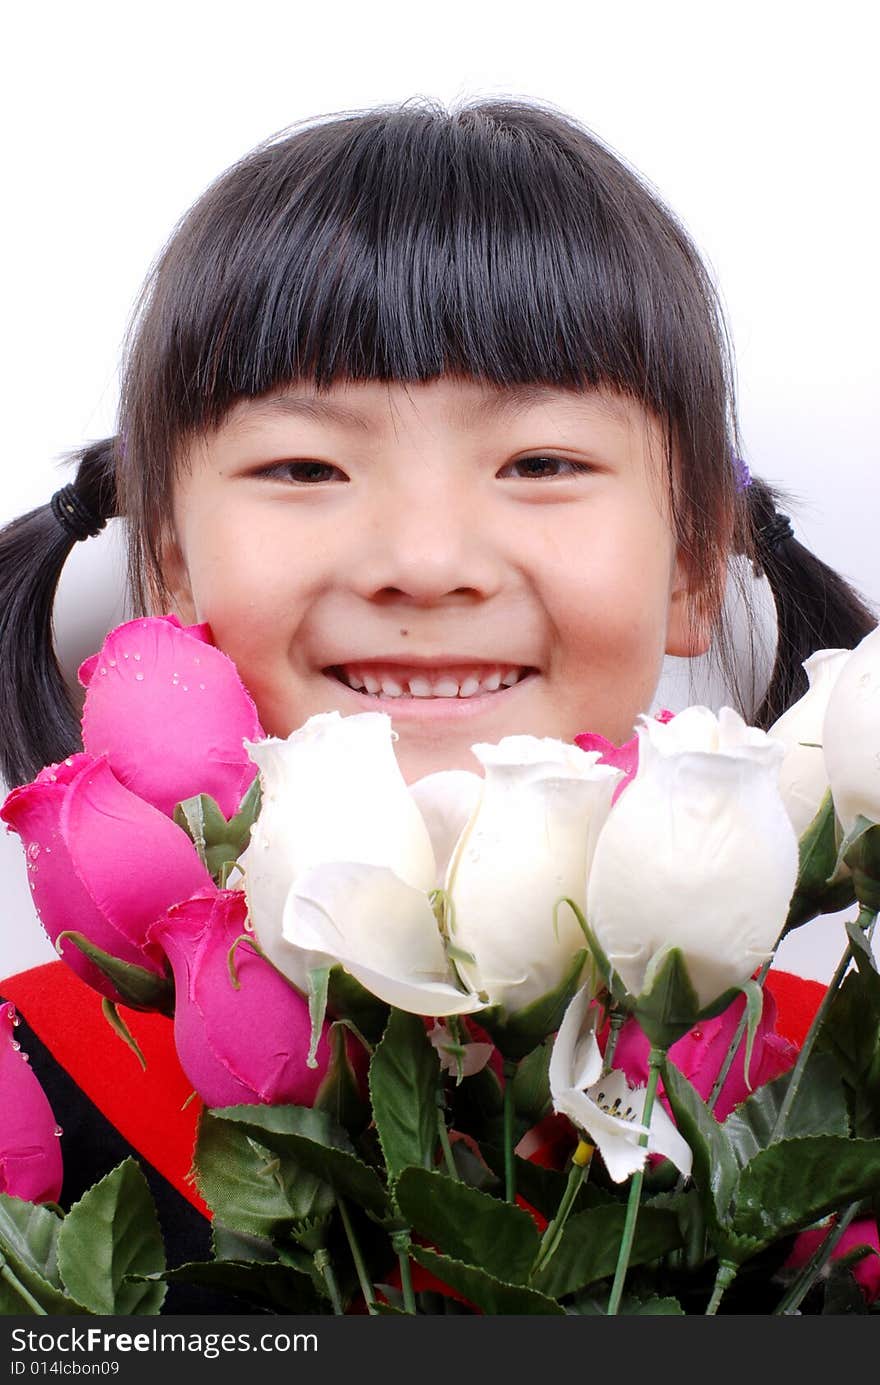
0, 438, 119, 790
745, 476, 878, 727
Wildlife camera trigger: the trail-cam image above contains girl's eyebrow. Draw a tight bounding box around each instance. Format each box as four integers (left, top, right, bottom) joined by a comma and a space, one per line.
243, 384, 624, 431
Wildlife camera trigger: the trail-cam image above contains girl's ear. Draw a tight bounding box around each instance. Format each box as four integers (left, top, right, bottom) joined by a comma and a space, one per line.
154, 532, 198, 625
664, 551, 724, 658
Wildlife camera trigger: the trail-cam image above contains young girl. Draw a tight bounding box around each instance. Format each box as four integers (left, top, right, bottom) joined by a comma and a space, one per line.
0, 97, 876, 1307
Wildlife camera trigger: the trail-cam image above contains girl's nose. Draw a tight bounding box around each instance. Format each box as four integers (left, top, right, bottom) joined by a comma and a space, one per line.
349, 485, 506, 606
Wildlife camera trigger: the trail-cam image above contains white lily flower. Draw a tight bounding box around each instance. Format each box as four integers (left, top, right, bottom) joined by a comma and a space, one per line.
587, 706, 799, 1011
549, 986, 692, 1183
822, 624, 880, 834
241, 712, 482, 1012
443, 737, 620, 1013
768, 648, 851, 838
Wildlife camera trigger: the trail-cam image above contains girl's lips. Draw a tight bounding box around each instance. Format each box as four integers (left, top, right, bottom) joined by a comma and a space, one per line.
323, 668, 540, 720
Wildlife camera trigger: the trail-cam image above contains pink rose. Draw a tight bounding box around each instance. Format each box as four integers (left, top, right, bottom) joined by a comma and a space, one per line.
0, 1002, 63, 1204
0, 755, 215, 1000
79, 615, 264, 820
784, 1218, 880, 1304
575, 709, 675, 804
147, 890, 337, 1108
611, 986, 797, 1121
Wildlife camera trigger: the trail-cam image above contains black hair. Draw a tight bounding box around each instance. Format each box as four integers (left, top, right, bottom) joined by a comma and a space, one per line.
0, 96, 875, 789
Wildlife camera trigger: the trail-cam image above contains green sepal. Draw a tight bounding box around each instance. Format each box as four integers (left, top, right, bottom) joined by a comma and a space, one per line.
100, 999, 146, 1070
784, 789, 856, 932
833, 815, 880, 913
631, 946, 702, 1049
306, 965, 331, 1070
511, 1037, 553, 1123
847, 914, 880, 1005
736, 978, 764, 1094
558, 896, 628, 1005
477, 948, 591, 1062
172, 776, 261, 884
56, 931, 174, 1016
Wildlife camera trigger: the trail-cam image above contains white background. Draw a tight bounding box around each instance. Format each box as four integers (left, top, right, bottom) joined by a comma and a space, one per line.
1, 0, 877, 979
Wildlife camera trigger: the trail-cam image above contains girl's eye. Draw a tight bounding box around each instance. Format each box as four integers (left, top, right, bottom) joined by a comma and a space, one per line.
499, 455, 594, 480
261, 461, 348, 484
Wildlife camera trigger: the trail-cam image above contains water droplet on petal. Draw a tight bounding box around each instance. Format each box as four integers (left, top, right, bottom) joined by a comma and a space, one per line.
182, 685, 188, 692
133, 652, 141, 661
691, 1028, 703, 1041
194, 657, 201, 665
99, 667, 108, 676
135, 673, 144, 682
26, 842, 40, 862
108, 658, 116, 667
11, 1040, 21, 1051
123, 652, 129, 659
199, 683, 205, 690
53, 1125, 63, 1137
21, 1052, 30, 1063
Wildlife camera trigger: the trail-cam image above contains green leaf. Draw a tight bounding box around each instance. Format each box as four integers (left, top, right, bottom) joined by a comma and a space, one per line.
209, 1104, 389, 1219
395, 1168, 540, 1283
723, 1051, 849, 1163
56, 1159, 166, 1315
632, 946, 701, 1048
478, 949, 590, 1061
0, 1194, 88, 1314
784, 789, 856, 932
817, 970, 880, 1140
161, 1259, 324, 1314
306, 965, 331, 1070
408, 1245, 566, 1314
731, 1136, 880, 1247
568, 1289, 685, 1314
660, 1061, 742, 1248
100, 999, 146, 1070
212, 1223, 278, 1264
56, 932, 174, 1015
511, 1037, 553, 1123
369, 1009, 440, 1185
531, 1204, 683, 1299
194, 1111, 327, 1239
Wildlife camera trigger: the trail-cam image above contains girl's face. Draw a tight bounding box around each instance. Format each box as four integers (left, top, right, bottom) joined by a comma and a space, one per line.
161, 377, 705, 783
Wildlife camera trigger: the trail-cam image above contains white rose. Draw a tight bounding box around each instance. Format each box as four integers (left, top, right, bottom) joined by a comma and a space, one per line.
586, 706, 800, 1011
768, 648, 851, 838
241, 712, 484, 1014
822, 625, 880, 834
443, 736, 620, 1014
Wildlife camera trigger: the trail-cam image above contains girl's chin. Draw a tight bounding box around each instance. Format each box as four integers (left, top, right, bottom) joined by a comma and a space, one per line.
392, 737, 487, 785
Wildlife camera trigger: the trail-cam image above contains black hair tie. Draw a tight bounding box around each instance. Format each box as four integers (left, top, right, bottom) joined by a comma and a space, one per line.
759, 510, 794, 555
50, 485, 107, 542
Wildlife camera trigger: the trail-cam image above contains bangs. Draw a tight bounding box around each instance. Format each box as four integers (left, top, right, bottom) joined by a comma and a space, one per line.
135, 100, 723, 436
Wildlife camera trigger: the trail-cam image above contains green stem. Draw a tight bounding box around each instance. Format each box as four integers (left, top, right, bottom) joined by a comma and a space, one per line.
602, 1005, 626, 1070
707, 958, 773, 1113
312, 1247, 343, 1315
336, 1197, 377, 1315
436, 1089, 460, 1180
774, 1203, 860, 1315
705, 1258, 738, 1315
530, 1142, 592, 1279
770, 907, 876, 1142
606, 1045, 665, 1315
0, 1259, 48, 1314
391, 1230, 417, 1314
503, 1058, 517, 1203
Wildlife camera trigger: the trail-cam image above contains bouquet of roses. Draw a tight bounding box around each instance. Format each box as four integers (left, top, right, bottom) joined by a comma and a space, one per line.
2, 615, 879, 1316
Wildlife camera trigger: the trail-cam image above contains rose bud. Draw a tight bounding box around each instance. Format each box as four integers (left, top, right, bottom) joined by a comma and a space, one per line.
0, 1002, 63, 1204
79, 614, 264, 820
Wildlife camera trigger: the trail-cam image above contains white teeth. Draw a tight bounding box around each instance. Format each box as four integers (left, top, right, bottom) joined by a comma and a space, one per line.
337, 664, 530, 697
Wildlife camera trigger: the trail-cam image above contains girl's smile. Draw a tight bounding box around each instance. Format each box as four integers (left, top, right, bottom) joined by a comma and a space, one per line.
160, 376, 704, 782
